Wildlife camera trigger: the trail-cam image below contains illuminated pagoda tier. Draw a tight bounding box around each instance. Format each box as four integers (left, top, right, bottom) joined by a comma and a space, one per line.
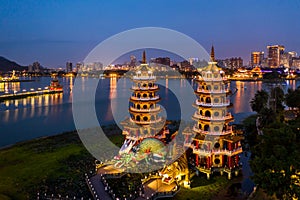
184, 46, 243, 179
119, 51, 167, 155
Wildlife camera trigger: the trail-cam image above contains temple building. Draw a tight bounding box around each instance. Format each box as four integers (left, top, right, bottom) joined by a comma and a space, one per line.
184, 46, 243, 179
119, 51, 168, 156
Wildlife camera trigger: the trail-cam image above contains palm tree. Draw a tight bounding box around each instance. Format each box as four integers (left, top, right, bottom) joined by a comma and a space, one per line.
250, 90, 269, 113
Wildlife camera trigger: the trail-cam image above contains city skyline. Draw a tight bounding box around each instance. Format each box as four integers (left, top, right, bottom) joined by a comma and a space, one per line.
1, 0, 300, 67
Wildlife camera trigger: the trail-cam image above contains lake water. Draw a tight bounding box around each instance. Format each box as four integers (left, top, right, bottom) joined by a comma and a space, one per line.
0, 77, 299, 147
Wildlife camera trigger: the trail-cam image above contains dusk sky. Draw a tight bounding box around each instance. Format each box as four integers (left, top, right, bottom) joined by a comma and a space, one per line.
1, 0, 300, 67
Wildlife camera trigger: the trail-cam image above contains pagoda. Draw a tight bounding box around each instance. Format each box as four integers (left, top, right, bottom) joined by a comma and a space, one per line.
119, 51, 167, 157
184, 46, 243, 179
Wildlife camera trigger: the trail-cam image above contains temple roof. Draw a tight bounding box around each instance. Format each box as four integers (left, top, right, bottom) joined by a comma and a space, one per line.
134, 50, 154, 75
200, 46, 222, 73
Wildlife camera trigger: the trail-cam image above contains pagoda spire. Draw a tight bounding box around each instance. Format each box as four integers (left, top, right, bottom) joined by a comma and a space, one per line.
210, 45, 215, 62
142, 50, 147, 64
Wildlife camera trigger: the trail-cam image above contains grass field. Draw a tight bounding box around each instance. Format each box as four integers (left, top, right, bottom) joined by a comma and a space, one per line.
174, 176, 230, 200
0, 126, 243, 200
0, 128, 124, 200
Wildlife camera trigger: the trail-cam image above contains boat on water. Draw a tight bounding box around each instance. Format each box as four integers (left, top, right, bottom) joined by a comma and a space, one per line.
49, 77, 63, 91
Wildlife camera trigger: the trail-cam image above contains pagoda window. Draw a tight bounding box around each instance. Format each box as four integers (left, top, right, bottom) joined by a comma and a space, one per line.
214, 142, 220, 149
137, 93, 141, 98
142, 83, 147, 87
143, 105, 147, 109
198, 124, 202, 129
150, 103, 153, 108
214, 74, 219, 78
143, 116, 148, 121
206, 97, 211, 103
136, 115, 141, 121
214, 158, 220, 165
207, 85, 211, 90
137, 104, 141, 109
214, 126, 220, 131
204, 125, 210, 131
143, 93, 147, 98
214, 85, 218, 90
205, 111, 211, 117
214, 112, 219, 117
200, 110, 203, 115
137, 83, 141, 87
149, 93, 153, 98
149, 83, 153, 87
200, 97, 204, 102
214, 98, 219, 103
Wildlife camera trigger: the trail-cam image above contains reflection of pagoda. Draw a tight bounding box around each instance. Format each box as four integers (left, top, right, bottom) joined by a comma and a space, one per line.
119, 51, 167, 157
184, 46, 243, 179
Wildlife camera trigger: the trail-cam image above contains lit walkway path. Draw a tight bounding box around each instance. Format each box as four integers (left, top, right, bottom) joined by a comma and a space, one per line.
136, 178, 178, 200
89, 174, 112, 200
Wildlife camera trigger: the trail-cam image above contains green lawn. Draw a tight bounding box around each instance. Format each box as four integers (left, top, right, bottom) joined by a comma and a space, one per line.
173, 176, 230, 200
0, 131, 93, 199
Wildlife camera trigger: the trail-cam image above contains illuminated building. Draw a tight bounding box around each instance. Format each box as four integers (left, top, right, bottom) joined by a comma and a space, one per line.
66, 62, 73, 73
280, 52, 291, 68
267, 45, 285, 68
218, 57, 243, 69
120, 51, 167, 153
184, 46, 243, 179
292, 57, 300, 70
251, 51, 264, 67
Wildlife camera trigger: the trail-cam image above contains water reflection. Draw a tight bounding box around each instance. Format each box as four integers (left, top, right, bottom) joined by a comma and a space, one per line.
1, 77, 300, 147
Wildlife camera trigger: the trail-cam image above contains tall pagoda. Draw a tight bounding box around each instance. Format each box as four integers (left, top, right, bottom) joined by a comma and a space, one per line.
184, 46, 243, 179
119, 51, 167, 155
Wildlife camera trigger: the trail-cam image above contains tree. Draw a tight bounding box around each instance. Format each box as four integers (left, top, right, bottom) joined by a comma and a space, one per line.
250, 90, 269, 113
270, 86, 285, 113
285, 87, 300, 113
250, 122, 300, 199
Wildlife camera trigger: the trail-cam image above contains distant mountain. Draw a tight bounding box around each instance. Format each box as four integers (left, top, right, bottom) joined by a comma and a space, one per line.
0, 56, 27, 72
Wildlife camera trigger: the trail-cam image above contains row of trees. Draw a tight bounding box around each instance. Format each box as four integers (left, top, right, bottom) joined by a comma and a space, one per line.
247, 86, 300, 199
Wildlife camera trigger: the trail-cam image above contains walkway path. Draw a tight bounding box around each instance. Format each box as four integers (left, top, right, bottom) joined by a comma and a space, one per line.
89, 174, 112, 200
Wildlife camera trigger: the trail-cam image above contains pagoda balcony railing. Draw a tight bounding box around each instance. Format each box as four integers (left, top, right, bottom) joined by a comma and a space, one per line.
195, 100, 230, 107
193, 111, 233, 121
196, 89, 229, 94
212, 147, 243, 156
191, 145, 211, 156
129, 105, 161, 112
129, 117, 162, 124
131, 85, 159, 90
133, 75, 156, 80
192, 125, 232, 135
130, 95, 160, 101
190, 145, 242, 156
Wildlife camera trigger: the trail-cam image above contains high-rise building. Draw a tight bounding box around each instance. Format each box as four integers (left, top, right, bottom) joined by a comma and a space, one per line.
280, 52, 291, 68
289, 51, 298, 58
151, 57, 171, 66
218, 57, 243, 69
267, 45, 285, 68
251, 51, 264, 66
66, 62, 73, 72
291, 57, 300, 70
